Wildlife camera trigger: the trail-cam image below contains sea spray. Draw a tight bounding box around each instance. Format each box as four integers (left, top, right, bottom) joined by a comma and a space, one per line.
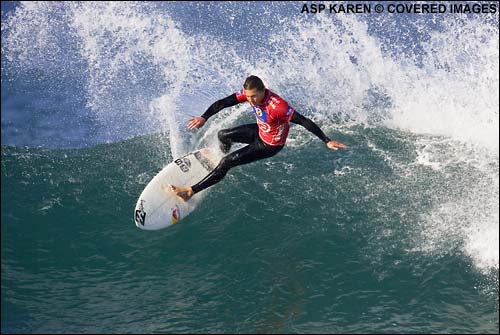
2, 0, 498, 299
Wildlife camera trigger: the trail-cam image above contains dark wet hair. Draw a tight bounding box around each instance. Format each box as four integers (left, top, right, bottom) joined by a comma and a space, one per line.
243, 75, 265, 91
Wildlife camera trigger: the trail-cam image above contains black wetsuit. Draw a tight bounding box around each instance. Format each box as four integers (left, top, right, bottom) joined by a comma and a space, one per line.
191, 93, 330, 194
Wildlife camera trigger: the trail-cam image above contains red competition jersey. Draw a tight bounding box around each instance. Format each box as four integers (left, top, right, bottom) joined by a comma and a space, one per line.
236, 88, 295, 146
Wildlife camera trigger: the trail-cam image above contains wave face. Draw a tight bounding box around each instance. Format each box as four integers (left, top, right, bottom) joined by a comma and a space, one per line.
2, 2, 498, 333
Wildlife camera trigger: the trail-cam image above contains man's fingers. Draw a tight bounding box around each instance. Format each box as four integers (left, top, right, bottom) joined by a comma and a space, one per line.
334, 141, 347, 148
327, 141, 347, 150
188, 117, 205, 129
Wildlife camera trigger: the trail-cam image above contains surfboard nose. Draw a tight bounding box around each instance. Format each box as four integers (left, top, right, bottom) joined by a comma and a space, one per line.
133, 148, 219, 230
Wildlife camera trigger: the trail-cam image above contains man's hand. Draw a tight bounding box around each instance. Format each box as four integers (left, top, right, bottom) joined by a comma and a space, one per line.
187, 117, 206, 129
326, 140, 348, 150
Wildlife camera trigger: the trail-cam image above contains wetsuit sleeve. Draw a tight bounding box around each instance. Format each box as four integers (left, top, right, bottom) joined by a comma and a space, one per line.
201, 93, 240, 120
290, 112, 331, 143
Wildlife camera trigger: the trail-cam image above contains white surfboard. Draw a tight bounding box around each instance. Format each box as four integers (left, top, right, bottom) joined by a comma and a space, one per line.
134, 148, 221, 230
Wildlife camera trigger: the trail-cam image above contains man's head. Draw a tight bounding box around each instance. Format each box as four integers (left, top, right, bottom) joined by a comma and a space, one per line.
243, 75, 266, 105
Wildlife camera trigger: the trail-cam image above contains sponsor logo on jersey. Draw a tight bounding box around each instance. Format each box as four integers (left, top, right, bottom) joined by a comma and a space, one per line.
253, 106, 268, 122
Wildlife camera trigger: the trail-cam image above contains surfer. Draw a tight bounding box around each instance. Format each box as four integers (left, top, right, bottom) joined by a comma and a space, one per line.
170, 75, 347, 201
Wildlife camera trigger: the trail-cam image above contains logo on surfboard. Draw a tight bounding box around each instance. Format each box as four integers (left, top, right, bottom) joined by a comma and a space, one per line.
135, 199, 146, 226
171, 205, 181, 224
174, 157, 191, 173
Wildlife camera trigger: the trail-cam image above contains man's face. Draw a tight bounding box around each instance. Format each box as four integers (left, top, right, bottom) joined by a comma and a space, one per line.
244, 88, 266, 106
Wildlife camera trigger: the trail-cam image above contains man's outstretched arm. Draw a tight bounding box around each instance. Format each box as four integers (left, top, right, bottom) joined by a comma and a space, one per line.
290, 112, 347, 150
188, 93, 240, 129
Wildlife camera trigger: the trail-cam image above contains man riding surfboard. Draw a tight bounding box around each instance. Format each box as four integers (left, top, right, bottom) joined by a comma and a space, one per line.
171, 75, 347, 201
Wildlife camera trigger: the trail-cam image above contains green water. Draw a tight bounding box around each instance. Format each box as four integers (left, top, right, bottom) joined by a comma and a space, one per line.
2, 128, 498, 333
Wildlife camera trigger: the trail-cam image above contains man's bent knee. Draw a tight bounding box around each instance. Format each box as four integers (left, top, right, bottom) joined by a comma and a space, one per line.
218, 129, 232, 153
218, 129, 229, 141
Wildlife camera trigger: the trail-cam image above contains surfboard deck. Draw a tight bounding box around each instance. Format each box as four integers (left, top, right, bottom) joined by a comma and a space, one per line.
134, 148, 221, 230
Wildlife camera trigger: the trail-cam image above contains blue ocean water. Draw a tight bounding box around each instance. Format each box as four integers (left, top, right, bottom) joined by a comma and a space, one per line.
2, 2, 498, 333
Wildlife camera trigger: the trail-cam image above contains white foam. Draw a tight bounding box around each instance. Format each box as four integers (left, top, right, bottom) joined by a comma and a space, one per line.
465, 216, 499, 272
3, 3, 498, 273
261, 13, 499, 273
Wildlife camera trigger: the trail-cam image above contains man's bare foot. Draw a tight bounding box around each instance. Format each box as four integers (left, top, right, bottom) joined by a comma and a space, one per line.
169, 185, 194, 202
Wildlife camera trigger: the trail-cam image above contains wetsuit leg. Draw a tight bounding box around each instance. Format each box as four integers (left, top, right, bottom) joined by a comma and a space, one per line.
218, 124, 259, 153
191, 138, 283, 194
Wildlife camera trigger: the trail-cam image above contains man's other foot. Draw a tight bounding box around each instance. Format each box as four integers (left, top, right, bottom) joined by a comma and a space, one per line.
169, 185, 194, 202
